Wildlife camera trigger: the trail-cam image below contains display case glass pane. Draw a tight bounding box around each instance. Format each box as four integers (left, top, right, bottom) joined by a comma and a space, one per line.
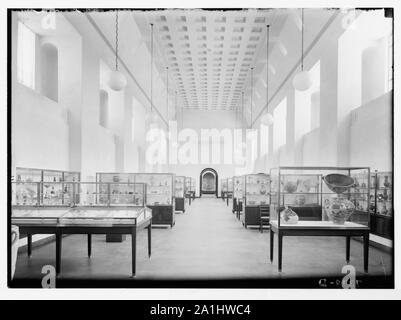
185, 177, 191, 192
134, 173, 173, 206
375, 171, 392, 216
15, 167, 42, 182
245, 174, 270, 206
233, 176, 244, 200
227, 178, 233, 192
270, 167, 371, 228
191, 178, 196, 192
175, 176, 185, 198
12, 182, 40, 206
221, 179, 227, 192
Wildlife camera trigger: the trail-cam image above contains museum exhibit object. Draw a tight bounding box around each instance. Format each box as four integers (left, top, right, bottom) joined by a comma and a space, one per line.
269, 166, 370, 272
11, 181, 151, 277
241, 173, 270, 228
175, 175, 186, 213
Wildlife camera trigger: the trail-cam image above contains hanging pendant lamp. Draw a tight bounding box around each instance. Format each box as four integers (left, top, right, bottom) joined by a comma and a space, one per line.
146, 23, 158, 124
292, 8, 313, 91
108, 11, 127, 91
262, 24, 274, 126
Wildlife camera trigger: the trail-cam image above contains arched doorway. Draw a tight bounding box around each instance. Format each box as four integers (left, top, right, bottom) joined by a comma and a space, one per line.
200, 168, 218, 197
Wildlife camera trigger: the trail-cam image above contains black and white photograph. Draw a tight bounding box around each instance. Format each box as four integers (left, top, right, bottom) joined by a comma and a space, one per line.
2, 0, 400, 300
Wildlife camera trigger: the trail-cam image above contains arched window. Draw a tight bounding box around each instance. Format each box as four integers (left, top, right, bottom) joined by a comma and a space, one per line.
99, 90, 109, 128
40, 43, 58, 101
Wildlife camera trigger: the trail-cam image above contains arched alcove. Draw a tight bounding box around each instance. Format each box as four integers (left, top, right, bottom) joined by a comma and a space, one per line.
40, 43, 58, 101
99, 89, 109, 128
199, 168, 218, 197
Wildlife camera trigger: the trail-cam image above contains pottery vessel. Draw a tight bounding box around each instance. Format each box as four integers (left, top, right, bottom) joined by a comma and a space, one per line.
323, 197, 355, 224
280, 207, 299, 224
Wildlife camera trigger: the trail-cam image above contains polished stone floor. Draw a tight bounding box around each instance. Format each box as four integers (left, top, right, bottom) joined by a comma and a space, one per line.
14, 196, 392, 281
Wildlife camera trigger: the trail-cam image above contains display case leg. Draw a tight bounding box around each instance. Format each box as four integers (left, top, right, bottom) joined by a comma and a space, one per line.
278, 233, 283, 272
270, 230, 274, 263
147, 224, 152, 258
131, 228, 136, 277
346, 236, 350, 263
87, 234, 92, 258
363, 232, 369, 273
56, 232, 62, 275
27, 234, 32, 257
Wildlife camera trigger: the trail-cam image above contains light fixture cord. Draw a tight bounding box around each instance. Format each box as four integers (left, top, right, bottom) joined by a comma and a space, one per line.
166, 67, 169, 120
266, 24, 270, 114
250, 67, 254, 126
115, 11, 119, 71
150, 23, 154, 113
242, 91, 244, 128
301, 8, 304, 71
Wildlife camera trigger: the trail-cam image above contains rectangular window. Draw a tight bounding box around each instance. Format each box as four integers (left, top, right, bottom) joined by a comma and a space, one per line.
17, 21, 36, 89
273, 97, 287, 152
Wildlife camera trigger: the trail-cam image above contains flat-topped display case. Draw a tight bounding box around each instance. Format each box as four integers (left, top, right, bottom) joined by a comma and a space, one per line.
367, 171, 393, 240
175, 176, 186, 213
269, 166, 371, 272
232, 176, 244, 217
241, 173, 270, 228
11, 201, 152, 277
96, 173, 175, 227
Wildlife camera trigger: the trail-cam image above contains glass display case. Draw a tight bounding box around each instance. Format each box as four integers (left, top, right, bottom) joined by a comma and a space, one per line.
232, 176, 244, 217
241, 174, 270, 228
175, 176, 186, 213
270, 167, 370, 227
269, 166, 371, 272
15, 167, 81, 206
244, 174, 270, 206
368, 171, 393, 240
190, 178, 196, 199
175, 176, 185, 199
97, 172, 175, 227
12, 182, 146, 207
221, 178, 228, 200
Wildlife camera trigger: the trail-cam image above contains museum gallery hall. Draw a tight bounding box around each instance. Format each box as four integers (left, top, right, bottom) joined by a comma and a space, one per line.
10, 8, 393, 287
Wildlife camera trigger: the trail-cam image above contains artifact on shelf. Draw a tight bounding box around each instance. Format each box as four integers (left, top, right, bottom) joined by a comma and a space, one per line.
283, 181, 297, 193
280, 207, 299, 224
322, 173, 356, 224
294, 194, 306, 206
323, 174, 355, 194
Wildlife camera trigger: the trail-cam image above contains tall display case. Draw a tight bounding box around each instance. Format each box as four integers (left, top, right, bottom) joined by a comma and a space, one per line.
241, 173, 270, 228
232, 176, 244, 218
175, 176, 186, 213
269, 167, 370, 272
190, 178, 196, 200
97, 172, 175, 227
368, 171, 393, 240
15, 167, 80, 206
15, 167, 81, 206
221, 178, 228, 200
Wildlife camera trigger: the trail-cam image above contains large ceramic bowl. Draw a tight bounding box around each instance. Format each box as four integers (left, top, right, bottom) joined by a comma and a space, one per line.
323, 174, 355, 194
323, 197, 355, 224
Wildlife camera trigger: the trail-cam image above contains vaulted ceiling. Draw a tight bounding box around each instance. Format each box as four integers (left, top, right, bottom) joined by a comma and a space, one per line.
134, 10, 288, 112
76, 9, 336, 122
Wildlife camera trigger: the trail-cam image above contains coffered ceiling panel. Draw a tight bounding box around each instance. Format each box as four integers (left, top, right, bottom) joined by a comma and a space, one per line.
133, 9, 288, 111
